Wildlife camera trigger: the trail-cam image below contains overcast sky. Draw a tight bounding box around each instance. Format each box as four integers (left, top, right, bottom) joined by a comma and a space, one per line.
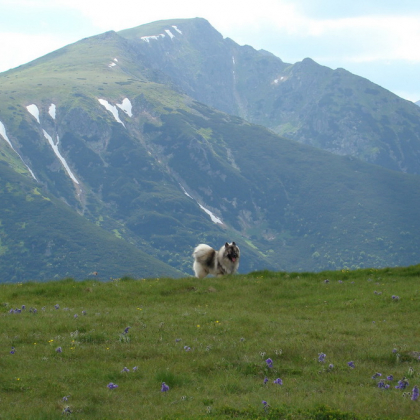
1, 0, 420, 101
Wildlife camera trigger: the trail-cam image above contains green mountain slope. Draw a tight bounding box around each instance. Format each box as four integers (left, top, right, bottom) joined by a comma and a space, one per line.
0, 162, 183, 281
0, 18, 419, 281
118, 18, 420, 174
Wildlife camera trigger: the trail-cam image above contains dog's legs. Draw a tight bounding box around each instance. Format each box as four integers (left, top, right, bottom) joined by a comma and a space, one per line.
193, 261, 208, 279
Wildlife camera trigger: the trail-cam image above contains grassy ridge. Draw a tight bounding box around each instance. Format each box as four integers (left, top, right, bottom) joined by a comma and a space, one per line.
1, 266, 420, 419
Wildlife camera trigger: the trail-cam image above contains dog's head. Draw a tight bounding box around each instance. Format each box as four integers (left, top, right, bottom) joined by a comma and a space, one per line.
224, 242, 240, 263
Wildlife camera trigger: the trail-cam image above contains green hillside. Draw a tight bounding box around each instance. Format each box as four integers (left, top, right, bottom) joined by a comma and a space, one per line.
143, 102, 420, 271
0, 162, 183, 281
1, 266, 420, 418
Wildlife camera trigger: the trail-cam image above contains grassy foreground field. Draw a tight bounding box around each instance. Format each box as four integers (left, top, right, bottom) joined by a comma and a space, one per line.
1, 266, 420, 419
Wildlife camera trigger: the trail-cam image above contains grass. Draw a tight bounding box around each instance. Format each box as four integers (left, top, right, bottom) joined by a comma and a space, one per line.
1, 266, 420, 419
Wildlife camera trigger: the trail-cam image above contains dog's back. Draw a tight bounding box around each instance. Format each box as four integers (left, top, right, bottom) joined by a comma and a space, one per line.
192, 244, 217, 278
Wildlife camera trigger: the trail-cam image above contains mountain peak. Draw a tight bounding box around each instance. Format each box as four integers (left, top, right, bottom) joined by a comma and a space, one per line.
117, 17, 220, 42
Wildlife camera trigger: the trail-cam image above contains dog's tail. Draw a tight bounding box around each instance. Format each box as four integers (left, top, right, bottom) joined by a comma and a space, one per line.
192, 244, 213, 259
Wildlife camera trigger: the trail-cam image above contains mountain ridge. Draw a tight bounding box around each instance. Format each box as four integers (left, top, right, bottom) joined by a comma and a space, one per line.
0, 18, 419, 281
114, 18, 420, 174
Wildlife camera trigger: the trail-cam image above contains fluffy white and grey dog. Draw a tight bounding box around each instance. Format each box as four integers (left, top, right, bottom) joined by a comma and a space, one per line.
192, 242, 240, 278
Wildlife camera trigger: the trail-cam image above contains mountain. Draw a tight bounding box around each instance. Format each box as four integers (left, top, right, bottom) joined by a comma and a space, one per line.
0, 161, 183, 282
118, 18, 420, 175
0, 18, 420, 281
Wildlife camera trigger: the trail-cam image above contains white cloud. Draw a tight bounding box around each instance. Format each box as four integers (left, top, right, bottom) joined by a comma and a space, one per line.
0, 32, 72, 72
310, 15, 420, 62
226, 12, 420, 64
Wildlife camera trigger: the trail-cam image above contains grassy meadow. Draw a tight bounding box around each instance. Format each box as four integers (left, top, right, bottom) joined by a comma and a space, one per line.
1, 266, 420, 419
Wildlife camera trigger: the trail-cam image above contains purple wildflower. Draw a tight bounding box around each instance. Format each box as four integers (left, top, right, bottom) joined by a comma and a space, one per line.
175, 338, 181, 342
55, 347, 62, 353
273, 378, 283, 385
372, 372, 382, 379
62, 406, 72, 415
318, 353, 326, 363
262, 400, 269, 406
82, 310, 87, 315
161, 382, 170, 392
123, 326, 130, 334
107, 382, 118, 389
392, 348, 398, 353
21, 305, 25, 310
184, 346, 191, 351
411, 386, 419, 401
392, 295, 400, 301
62, 396, 70, 401
121, 367, 130, 373
387, 375, 394, 381
263, 377, 268, 385
324, 279, 329, 283
55, 304, 60, 309
10, 347, 15, 354
395, 378, 409, 390
378, 380, 386, 388
133, 366, 138, 371
328, 364, 334, 370
348, 361, 355, 369
266, 358, 273, 368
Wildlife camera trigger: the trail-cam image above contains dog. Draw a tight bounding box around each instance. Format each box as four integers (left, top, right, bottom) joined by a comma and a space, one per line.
192, 242, 240, 278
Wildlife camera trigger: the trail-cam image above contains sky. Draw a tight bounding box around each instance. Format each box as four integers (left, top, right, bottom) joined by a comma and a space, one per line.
1, 0, 420, 102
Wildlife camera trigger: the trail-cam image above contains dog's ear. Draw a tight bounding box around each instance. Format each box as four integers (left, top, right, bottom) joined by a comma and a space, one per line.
225, 242, 229, 247
232, 242, 236, 246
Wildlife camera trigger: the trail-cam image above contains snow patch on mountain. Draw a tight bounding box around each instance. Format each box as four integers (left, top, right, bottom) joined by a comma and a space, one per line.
26, 104, 40, 123
108, 57, 119, 67
49, 103, 56, 120
142, 26, 182, 43
165, 29, 175, 39
117, 98, 133, 117
198, 204, 223, 224
179, 184, 223, 224
180, 184, 193, 199
43, 129, 79, 185
0, 120, 37, 181
141, 34, 165, 43
273, 77, 285, 84
98, 99, 125, 127
0, 121, 13, 148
